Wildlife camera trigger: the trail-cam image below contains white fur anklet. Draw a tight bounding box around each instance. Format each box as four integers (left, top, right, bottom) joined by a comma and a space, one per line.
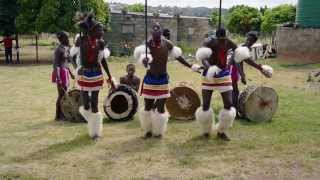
151, 111, 169, 136
216, 107, 236, 133
195, 107, 214, 135
139, 109, 152, 134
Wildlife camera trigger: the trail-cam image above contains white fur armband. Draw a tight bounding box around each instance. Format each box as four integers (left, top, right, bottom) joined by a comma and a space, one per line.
170, 46, 183, 58
261, 65, 273, 77
70, 46, 79, 57
206, 66, 221, 79
138, 53, 153, 66
191, 64, 201, 72
196, 47, 212, 61
134, 45, 150, 60
234, 46, 251, 63
98, 48, 111, 61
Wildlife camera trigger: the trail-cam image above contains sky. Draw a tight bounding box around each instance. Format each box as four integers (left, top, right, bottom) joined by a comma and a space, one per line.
108, 0, 297, 8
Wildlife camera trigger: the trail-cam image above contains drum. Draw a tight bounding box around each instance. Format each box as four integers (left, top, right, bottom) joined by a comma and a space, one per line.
60, 89, 86, 123
103, 84, 139, 121
238, 85, 278, 122
166, 82, 201, 121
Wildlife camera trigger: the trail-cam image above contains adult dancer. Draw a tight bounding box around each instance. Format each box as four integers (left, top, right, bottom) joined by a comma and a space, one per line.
230, 31, 273, 117
134, 23, 201, 138
71, 13, 115, 139
195, 28, 238, 141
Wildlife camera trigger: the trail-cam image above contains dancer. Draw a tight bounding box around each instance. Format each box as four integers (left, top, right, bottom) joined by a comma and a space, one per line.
134, 23, 201, 138
70, 13, 115, 139
195, 28, 238, 141
230, 31, 273, 117
52, 31, 74, 121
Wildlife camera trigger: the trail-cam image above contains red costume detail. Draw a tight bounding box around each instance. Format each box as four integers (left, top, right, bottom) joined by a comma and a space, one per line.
218, 48, 227, 68
87, 37, 97, 64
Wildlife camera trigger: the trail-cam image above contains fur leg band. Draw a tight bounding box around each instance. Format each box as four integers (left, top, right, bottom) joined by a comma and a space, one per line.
139, 109, 152, 133
216, 107, 236, 133
195, 107, 214, 134
151, 111, 169, 136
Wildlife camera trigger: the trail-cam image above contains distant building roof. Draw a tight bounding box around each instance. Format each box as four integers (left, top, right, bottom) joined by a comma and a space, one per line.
111, 10, 208, 20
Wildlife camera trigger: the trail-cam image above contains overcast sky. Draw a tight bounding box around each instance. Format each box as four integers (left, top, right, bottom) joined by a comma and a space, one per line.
108, 0, 297, 8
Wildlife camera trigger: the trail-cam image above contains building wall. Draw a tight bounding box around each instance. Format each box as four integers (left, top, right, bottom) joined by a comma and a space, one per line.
106, 12, 211, 56
178, 17, 211, 47
276, 27, 320, 63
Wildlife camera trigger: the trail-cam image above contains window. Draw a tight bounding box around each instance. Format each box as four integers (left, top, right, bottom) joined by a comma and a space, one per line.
188, 28, 194, 35
122, 24, 135, 34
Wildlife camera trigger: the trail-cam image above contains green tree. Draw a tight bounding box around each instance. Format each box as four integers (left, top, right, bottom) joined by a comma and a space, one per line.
209, 10, 228, 28
16, 0, 110, 34
15, 0, 42, 34
0, 0, 19, 35
209, 10, 219, 27
127, 3, 144, 13
261, 4, 296, 34
227, 5, 262, 34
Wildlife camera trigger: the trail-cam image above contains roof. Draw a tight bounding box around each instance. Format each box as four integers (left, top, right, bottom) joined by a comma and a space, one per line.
111, 10, 209, 20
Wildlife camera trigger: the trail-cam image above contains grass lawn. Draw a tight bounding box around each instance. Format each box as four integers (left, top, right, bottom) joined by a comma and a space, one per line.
0, 58, 320, 180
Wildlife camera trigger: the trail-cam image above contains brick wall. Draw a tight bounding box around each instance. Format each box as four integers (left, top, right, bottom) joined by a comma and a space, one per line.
276, 27, 320, 63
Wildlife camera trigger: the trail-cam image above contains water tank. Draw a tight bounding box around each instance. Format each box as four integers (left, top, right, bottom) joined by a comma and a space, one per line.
296, 0, 320, 28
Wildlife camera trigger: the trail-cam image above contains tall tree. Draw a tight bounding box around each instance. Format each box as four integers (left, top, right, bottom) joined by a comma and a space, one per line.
261, 4, 296, 34
0, 0, 19, 35
227, 5, 262, 34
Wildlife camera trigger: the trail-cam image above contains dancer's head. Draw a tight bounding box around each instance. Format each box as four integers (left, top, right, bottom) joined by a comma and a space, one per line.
78, 13, 104, 39
245, 31, 259, 47
163, 28, 170, 40
56, 31, 69, 46
151, 22, 162, 41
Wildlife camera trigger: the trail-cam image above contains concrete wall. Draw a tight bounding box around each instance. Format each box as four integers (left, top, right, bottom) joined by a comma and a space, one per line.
106, 11, 211, 56
177, 16, 211, 47
276, 27, 320, 63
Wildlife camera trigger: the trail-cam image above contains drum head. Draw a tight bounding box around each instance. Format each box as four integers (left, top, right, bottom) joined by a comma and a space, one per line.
243, 86, 278, 122
60, 89, 86, 123
166, 86, 201, 121
104, 85, 139, 121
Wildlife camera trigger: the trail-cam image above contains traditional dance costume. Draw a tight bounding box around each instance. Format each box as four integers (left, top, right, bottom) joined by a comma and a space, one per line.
140, 72, 170, 99
52, 45, 70, 87
52, 67, 70, 87
202, 68, 233, 93
70, 36, 111, 139
134, 39, 198, 137
195, 46, 237, 136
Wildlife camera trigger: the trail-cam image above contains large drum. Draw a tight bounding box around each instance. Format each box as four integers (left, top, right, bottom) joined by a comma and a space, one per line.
103, 84, 139, 121
166, 82, 201, 121
60, 89, 86, 123
238, 86, 278, 122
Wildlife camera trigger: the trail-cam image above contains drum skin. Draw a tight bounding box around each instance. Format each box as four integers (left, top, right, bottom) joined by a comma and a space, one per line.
103, 85, 139, 121
238, 86, 278, 122
166, 83, 201, 121
60, 89, 86, 123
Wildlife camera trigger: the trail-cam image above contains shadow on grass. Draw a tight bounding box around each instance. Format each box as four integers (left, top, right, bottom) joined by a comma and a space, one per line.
106, 136, 161, 156
166, 135, 231, 167
103, 117, 133, 124
12, 134, 94, 163
238, 119, 272, 126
